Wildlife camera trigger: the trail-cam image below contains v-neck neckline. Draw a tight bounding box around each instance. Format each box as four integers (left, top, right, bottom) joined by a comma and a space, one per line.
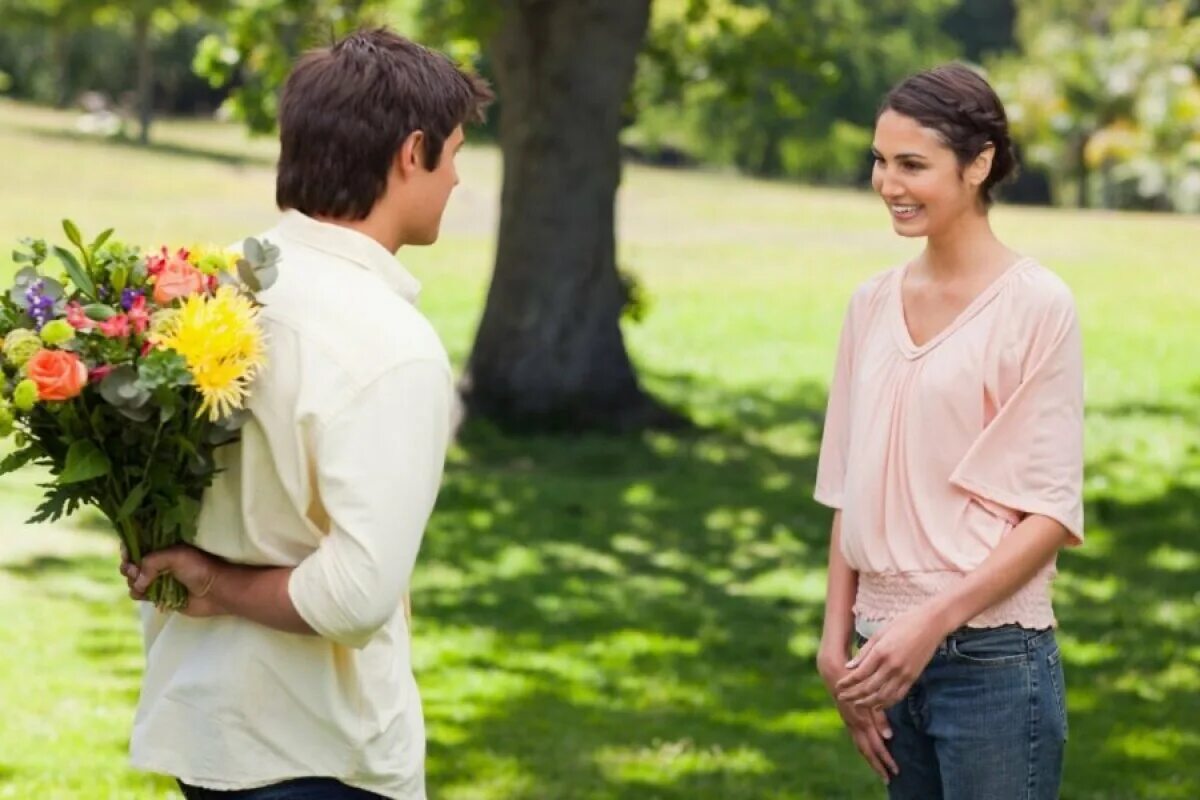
892, 256, 1032, 359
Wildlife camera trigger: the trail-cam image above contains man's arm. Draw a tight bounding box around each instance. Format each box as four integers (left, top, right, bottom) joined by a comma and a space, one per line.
127, 358, 453, 644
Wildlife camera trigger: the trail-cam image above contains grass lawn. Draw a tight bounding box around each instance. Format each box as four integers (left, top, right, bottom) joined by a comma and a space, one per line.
0, 98, 1197, 799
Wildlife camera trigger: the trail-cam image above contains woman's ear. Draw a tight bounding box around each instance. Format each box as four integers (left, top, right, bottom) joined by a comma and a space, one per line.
966, 143, 995, 188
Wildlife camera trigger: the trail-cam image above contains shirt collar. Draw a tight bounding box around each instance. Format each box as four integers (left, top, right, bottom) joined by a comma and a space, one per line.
275, 209, 422, 303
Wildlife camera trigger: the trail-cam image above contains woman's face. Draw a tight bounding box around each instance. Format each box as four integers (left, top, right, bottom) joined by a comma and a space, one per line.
870, 109, 990, 239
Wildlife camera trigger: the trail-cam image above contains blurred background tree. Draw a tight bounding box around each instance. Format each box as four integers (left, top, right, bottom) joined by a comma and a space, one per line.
631, 0, 960, 183
0, 0, 1195, 431
2, 0, 1195, 210
0, 0, 231, 142
991, 0, 1200, 211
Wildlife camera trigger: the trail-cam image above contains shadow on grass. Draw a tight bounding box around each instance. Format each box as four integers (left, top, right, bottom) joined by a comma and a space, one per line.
413, 379, 874, 799
19, 126, 275, 169
1, 550, 144, 701
414, 380, 1200, 799
1, 379, 1196, 798
1054, 400, 1200, 799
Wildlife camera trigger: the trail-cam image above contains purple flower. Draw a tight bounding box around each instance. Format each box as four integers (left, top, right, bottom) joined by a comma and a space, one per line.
120, 288, 144, 311
24, 280, 55, 331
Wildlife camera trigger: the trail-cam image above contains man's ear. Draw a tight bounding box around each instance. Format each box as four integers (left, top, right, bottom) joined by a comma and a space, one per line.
396, 130, 427, 179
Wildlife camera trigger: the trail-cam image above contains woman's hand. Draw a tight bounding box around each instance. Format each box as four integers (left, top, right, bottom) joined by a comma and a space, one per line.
818, 645, 899, 783
835, 607, 947, 710
121, 544, 227, 617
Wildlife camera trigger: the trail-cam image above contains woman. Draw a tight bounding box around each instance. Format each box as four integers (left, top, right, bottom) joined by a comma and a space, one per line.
814, 63, 1083, 799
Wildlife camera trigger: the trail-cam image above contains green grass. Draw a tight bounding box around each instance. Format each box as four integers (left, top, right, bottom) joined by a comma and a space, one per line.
1, 98, 1198, 799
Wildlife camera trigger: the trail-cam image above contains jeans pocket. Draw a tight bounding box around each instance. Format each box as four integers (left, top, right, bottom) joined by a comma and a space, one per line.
947, 627, 1030, 667
1046, 645, 1069, 740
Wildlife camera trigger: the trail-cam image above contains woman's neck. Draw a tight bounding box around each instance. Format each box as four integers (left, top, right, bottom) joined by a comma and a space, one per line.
919, 210, 1014, 281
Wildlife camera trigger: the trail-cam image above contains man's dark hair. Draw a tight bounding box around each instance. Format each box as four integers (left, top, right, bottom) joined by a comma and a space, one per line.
276, 28, 493, 219
880, 63, 1018, 207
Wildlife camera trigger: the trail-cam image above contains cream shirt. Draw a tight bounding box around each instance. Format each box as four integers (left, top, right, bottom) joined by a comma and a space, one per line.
131, 211, 453, 798
815, 258, 1084, 631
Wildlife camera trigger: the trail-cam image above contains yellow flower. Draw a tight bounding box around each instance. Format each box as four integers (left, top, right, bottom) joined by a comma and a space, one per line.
148, 308, 180, 340
154, 286, 266, 421
187, 243, 242, 277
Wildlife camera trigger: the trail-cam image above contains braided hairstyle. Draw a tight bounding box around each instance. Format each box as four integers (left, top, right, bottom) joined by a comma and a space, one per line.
879, 63, 1018, 207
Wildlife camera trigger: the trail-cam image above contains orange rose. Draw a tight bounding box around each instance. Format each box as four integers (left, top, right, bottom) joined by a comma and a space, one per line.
25, 349, 88, 402
153, 258, 208, 305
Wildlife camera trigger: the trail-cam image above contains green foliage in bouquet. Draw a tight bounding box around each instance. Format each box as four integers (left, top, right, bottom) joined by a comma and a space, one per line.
0, 221, 279, 610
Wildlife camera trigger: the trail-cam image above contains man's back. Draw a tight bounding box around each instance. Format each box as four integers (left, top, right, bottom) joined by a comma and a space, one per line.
132, 210, 453, 798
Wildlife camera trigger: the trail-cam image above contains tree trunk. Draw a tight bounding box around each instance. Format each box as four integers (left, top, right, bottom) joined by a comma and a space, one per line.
134, 9, 154, 145
1074, 132, 1090, 209
53, 27, 72, 108
461, 0, 684, 433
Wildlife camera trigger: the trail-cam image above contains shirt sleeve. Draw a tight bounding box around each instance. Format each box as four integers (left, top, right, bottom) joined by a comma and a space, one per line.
814, 297, 859, 509
288, 359, 453, 648
949, 291, 1085, 543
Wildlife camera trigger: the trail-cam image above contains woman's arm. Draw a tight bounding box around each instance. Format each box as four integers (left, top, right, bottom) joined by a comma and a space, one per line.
817, 512, 898, 783
817, 511, 858, 665
926, 513, 1069, 633
835, 513, 1070, 708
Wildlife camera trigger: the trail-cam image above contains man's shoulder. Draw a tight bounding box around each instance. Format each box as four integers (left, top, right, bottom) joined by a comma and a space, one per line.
244, 227, 447, 367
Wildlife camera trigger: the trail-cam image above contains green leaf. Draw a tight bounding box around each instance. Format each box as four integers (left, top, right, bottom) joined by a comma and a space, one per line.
116, 483, 149, 523
9, 266, 40, 308
91, 228, 114, 251
160, 497, 186, 535
83, 303, 117, 321
138, 349, 191, 390
58, 440, 111, 484
62, 219, 84, 249
171, 435, 199, 459
54, 246, 96, 299
156, 390, 179, 423
111, 266, 129, 294
176, 496, 201, 543
236, 258, 262, 292
28, 483, 89, 524
0, 447, 42, 477
242, 237, 263, 264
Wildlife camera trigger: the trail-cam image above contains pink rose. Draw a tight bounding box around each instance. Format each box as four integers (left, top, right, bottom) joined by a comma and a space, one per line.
25, 349, 88, 401
146, 246, 189, 278
152, 258, 207, 305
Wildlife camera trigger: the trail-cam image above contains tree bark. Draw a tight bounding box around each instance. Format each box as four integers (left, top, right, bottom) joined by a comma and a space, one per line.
1074, 132, 1091, 209
134, 9, 154, 145
53, 26, 72, 108
462, 0, 684, 433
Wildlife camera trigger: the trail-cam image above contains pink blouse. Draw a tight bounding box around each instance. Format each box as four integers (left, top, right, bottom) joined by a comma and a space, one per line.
815, 258, 1084, 629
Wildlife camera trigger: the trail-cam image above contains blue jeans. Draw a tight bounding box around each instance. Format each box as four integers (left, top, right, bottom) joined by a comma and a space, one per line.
881, 625, 1068, 800
178, 778, 386, 799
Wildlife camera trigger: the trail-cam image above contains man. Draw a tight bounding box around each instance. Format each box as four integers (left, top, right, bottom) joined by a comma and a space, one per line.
121, 29, 492, 799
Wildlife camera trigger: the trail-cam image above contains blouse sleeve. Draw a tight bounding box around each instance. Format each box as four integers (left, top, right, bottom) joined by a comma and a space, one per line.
949, 288, 1085, 543
814, 296, 860, 509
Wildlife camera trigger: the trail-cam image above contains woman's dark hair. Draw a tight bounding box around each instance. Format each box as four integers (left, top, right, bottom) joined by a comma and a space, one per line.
276, 28, 493, 220
879, 63, 1018, 207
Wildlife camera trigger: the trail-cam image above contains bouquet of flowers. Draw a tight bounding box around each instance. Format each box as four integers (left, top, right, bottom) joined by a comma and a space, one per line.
0, 221, 278, 609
